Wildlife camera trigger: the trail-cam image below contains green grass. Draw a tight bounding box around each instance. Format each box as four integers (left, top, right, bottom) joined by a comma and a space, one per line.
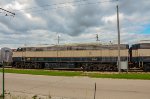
87, 73, 150, 80
0, 68, 82, 76
0, 68, 150, 80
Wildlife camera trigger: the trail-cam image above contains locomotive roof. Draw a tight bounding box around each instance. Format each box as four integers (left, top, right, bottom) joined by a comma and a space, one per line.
16, 43, 129, 51
20, 43, 128, 48
138, 40, 150, 44
132, 43, 150, 49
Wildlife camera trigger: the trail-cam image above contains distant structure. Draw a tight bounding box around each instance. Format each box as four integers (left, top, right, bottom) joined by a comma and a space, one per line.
109, 41, 113, 45
57, 34, 60, 45
138, 40, 150, 44
96, 34, 100, 42
56, 33, 64, 45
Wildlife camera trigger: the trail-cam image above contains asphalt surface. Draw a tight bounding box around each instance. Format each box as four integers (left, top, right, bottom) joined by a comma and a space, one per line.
0, 73, 150, 99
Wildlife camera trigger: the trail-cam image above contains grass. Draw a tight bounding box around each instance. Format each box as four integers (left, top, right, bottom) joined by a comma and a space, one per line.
0, 68, 150, 80
0, 68, 82, 76
88, 73, 150, 80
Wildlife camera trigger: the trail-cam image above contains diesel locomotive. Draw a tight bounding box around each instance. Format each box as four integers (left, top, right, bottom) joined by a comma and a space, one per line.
9, 42, 150, 71
12, 43, 129, 71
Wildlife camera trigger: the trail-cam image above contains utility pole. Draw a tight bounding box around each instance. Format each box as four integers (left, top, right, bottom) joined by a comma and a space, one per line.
0, 8, 15, 99
117, 5, 121, 73
57, 34, 60, 45
56, 34, 60, 67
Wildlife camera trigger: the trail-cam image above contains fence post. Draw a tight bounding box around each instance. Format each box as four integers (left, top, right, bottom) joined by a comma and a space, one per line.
94, 82, 96, 99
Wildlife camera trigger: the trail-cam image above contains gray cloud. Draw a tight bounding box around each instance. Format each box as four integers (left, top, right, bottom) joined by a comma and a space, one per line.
0, 0, 150, 48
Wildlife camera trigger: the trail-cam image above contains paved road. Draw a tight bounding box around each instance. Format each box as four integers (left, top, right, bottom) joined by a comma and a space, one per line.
0, 73, 150, 99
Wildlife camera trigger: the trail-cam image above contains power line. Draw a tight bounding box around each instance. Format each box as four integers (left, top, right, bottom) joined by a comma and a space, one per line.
14, 0, 113, 12
0, 7, 15, 16
14, 0, 115, 16
14, 0, 89, 12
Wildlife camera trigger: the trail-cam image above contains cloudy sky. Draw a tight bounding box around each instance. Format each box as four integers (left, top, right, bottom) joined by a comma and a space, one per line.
0, 0, 150, 48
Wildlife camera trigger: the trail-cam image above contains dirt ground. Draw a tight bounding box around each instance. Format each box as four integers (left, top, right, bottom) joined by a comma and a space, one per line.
0, 73, 150, 99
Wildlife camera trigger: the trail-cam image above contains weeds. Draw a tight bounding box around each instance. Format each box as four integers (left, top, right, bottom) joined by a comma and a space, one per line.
48, 93, 51, 99
32, 95, 38, 99
0, 94, 3, 99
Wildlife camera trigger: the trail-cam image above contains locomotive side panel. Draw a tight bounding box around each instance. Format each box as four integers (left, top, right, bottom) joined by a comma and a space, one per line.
12, 48, 129, 71
138, 49, 150, 71
13, 50, 128, 58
